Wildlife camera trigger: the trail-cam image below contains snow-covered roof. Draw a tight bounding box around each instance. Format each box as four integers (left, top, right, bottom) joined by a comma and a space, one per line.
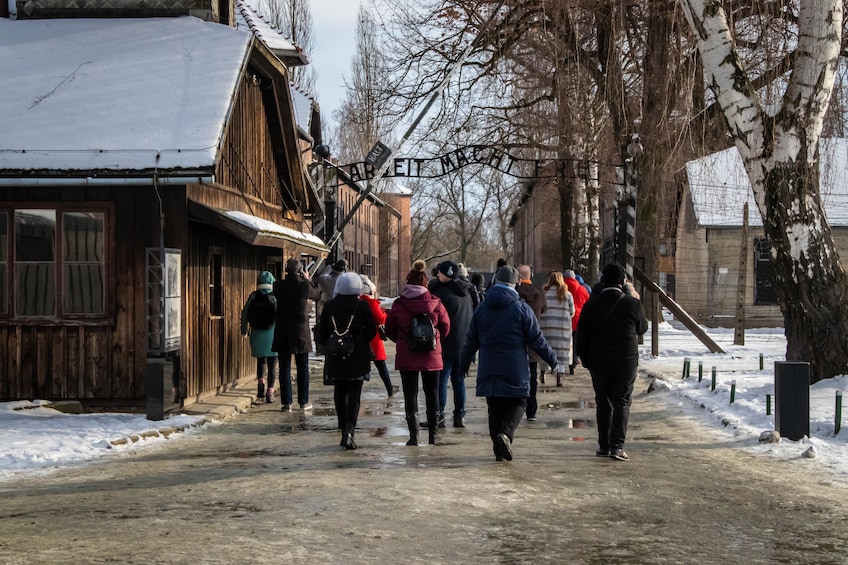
685, 138, 848, 228
235, 0, 308, 66
0, 17, 251, 173
289, 84, 314, 133
225, 210, 327, 249
383, 180, 414, 196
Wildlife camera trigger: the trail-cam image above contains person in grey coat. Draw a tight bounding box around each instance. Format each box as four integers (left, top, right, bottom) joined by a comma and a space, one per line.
272, 258, 320, 412
459, 265, 558, 462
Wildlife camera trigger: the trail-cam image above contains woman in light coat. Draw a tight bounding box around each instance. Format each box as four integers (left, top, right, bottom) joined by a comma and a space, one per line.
539, 271, 575, 387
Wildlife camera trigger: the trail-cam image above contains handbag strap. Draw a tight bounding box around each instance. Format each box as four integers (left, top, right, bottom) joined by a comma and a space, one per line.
331, 302, 359, 336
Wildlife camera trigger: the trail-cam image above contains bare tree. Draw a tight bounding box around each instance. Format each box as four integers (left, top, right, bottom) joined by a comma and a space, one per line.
334, 4, 395, 166
681, 0, 848, 382
267, 0, 317, 95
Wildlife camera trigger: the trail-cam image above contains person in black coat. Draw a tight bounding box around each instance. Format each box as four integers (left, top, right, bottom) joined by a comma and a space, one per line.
272, 258, 320, 412
576, 263, 648, 461
428, 260, 475, 428
315, 273, 377, 450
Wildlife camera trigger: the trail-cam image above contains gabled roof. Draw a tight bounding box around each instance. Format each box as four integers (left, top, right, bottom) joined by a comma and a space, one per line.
235, 0, 308, 67
0, 17, 250, 174
684, 138, 848, 228
289, 83, 317, 139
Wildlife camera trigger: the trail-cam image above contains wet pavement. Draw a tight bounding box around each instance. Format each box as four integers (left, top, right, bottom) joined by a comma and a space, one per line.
1, 348, 847, 564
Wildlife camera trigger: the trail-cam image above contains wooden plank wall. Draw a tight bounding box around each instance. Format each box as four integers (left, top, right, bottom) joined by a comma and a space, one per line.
0, 186, 152, 404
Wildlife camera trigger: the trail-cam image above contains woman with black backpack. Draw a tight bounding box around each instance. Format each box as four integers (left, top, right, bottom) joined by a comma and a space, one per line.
239, 271, 278, 404
385, 260, 450, 446
314, 272, 377, 450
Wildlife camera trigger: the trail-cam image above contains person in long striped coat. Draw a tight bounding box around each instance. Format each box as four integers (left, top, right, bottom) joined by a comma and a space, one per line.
539, 271, 575, 387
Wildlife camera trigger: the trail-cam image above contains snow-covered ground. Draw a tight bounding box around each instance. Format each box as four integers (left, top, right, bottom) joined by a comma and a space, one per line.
1, 314, 846, 482
640, 313, 848, 482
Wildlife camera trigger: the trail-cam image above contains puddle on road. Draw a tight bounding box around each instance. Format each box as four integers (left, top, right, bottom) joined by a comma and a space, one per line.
541, 399, 596, 410
543, 417, 595, 429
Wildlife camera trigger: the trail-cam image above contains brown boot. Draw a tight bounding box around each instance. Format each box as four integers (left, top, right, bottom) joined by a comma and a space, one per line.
556, 373, 564, 387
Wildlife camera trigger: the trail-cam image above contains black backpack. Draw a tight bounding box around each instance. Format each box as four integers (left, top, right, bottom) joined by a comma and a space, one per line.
407, 311, 437, 352
247, 292, 277, 330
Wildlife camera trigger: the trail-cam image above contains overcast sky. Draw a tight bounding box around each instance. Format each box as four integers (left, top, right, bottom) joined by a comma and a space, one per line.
310, 0, 360, 136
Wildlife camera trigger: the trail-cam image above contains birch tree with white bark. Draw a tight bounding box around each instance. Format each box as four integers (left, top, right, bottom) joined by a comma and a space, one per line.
681, 0, 847, 383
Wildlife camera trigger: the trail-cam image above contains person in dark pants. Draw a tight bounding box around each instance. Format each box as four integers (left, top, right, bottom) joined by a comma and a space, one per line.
516, 264, 547, 421
576, 263, 648, 461
315, 273, 376, 450
459, 265, 558, 462
272, 258, 320, 412
428, 260, 475, 428
359, 275, 398, 397
239, 271, 278, 403
385, 260, 450, 446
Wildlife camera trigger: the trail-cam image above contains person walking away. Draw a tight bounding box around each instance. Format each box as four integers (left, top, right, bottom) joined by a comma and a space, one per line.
313, 259, 348, 355
457, 263, 480, 309
469, 272, 486, 306
516, 264, 547, 421
459, 265, 558, 461
428, 260, 475, 428
486, 257, 508, 290
385, 260, 450, 446
576, 263, 648, 461
272, 258, 320, 412
563, 270, 590, 373
359, 275, 399, 397
240, 271, 278, 403
315, 273, 377, 450
539, 271, 575, 387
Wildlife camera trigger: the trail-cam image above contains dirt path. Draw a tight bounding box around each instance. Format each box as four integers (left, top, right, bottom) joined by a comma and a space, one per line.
1, 363, 847, 564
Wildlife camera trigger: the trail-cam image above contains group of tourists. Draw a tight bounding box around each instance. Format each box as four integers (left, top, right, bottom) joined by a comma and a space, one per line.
241, 256, 647, 462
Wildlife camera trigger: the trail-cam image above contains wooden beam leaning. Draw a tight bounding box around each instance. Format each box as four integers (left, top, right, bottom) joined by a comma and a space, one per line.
633, 266, 725, 354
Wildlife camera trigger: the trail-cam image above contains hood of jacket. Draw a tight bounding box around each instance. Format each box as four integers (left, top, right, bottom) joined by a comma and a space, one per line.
483, 284, 520, 310
400, 284, 429, 299
256, 270, 275, 293
429, 278, 467, 297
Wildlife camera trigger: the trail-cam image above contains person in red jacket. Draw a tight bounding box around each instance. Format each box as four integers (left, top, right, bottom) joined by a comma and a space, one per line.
385, 260, 450, 446
563, 269, 590, 373
359, 275, 399, 398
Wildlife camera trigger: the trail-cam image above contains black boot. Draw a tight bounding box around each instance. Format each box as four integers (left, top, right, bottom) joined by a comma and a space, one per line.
406, 415, 419, 446
256, 379, 266, 404
427, 411, 439, 445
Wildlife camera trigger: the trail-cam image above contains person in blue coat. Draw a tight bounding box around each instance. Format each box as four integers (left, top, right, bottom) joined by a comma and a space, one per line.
459, 265, 558, 462
240, 271, 278, 403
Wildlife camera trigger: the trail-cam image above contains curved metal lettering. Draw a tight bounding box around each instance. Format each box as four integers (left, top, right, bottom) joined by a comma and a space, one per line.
340, 145, 595, 180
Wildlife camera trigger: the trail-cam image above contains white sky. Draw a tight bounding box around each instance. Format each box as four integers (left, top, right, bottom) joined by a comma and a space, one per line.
310, 0, 361, 133
2, 317, 847, 482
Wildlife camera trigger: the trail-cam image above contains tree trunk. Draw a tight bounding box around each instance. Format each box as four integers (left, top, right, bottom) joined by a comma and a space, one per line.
763, 161, 848, 382
681, 0, 847, 383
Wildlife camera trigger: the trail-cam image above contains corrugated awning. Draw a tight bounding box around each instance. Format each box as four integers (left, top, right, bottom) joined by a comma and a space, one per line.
188, 200, 329, 255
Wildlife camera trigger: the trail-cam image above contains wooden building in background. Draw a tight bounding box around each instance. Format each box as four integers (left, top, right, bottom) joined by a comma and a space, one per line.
0, 12, 326, 408
676, 140, 848, 328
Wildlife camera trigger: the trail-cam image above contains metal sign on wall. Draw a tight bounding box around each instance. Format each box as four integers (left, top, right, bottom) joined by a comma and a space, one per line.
340, 145, 600, 182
